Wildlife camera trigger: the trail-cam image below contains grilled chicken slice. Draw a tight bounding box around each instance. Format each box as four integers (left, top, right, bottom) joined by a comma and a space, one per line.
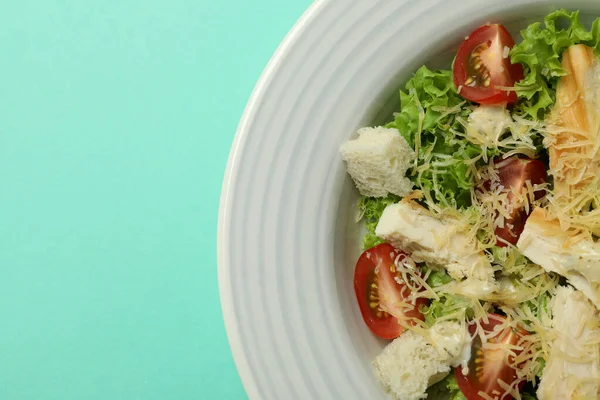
376, 200, 494, 282
517, 207, 600, 308
537, 286, 600, 400
549, 44, 598, 201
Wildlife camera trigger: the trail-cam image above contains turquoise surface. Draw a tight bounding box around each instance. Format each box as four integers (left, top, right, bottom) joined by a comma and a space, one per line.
0, 1, 310, 399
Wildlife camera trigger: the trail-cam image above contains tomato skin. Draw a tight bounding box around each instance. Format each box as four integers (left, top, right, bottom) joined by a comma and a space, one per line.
453, 24, 524, 105
353, 244, 427, 339
492, 157, 547, 246
454, 314, 527, 400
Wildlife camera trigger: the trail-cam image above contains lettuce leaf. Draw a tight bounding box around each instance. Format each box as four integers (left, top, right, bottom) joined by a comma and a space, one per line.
426, 268, 454, 287
447, 375, 468, 400
422, 292, 475, 327
430, 374, 467, 400
395, 67, 465, 145
511, 9, 600, 119
391, 66, 482, 208
421, 269, 474, 326
358, 195, 399, 249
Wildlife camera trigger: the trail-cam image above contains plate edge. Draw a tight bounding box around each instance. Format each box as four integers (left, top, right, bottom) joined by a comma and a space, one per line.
216, 1, 328, 399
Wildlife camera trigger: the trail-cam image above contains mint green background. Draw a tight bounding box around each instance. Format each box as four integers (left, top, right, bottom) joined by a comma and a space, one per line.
0, 1, 310, 399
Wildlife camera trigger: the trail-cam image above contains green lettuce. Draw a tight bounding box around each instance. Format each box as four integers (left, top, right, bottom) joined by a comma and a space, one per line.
426, 268, 454, 287
431, 374, 467, 400
511, 9, 600, 119
394, 67, 465, 146
388, 66, 485, 208
358, 195, 399, 249
524, 291, 552, 322
521, 393, 538, 400
446, 374, 467, 400
422, 292, 475, 327
521, 291, 552, 378
421, 269, 474, 326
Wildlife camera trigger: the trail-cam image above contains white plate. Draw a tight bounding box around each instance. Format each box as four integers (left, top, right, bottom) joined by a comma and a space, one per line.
218, 1, 599, 398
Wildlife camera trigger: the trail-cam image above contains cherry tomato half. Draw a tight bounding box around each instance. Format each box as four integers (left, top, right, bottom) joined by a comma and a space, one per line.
492, 157, 547, 246
353, 244, 427, 339
455, 314, 527, 400
453, 24, 524, 104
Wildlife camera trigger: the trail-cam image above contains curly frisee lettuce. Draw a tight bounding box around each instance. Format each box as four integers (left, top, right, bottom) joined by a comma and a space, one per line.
511, 9, 600, 119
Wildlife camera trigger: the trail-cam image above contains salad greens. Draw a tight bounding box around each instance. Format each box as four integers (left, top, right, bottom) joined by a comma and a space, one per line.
387, 66, 482, 208
522, 291, 552, 325
392, 67, 465, 148
358, 195, 398, 249
443, 375, 467, 400
422, 269, 474, 326
511, 9, 600, 119
425, 269, 454, 287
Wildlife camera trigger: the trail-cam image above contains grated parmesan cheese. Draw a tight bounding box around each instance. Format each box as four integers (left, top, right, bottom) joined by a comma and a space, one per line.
465, 105, 540, 161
